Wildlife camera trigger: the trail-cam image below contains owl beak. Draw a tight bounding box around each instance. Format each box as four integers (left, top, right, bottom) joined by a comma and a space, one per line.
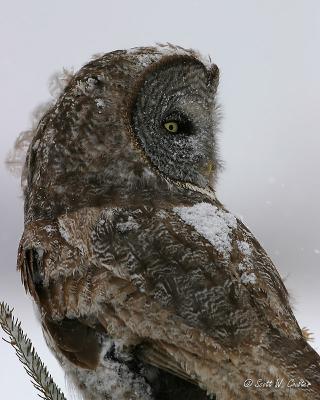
201, 161, 214, 177
207, 162, 214, 174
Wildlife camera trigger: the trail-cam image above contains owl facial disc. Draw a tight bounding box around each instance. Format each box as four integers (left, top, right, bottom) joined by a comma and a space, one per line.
130, 56, 219, 189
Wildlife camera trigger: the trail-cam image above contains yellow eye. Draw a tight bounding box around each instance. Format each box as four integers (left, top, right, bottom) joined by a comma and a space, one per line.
164, 121, 179, 133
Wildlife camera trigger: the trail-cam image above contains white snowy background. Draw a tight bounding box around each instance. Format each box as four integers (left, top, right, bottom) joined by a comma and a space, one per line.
0, 0, 319, 398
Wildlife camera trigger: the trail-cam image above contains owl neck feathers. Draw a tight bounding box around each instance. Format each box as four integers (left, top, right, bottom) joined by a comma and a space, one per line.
24, 155, 216, 224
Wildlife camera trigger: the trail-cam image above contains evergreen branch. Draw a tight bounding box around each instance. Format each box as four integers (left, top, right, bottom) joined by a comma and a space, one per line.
0, 301, 67, 400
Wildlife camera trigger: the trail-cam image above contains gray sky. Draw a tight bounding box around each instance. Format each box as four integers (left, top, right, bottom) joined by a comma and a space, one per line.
0, 1, 319, 398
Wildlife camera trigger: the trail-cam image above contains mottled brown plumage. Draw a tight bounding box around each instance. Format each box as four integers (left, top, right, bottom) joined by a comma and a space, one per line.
17, 44, 320, 399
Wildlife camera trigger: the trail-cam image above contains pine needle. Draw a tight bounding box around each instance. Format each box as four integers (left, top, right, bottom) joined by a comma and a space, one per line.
0, 301, 67, 400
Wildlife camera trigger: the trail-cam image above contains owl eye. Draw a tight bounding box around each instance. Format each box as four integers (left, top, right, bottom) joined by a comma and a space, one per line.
164, 121, 179, 133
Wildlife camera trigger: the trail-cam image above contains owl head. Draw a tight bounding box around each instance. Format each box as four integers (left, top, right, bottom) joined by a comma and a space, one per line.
21, 45, 221, 222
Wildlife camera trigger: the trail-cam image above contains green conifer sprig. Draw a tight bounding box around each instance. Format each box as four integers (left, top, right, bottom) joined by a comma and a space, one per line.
0, 301, 67, 400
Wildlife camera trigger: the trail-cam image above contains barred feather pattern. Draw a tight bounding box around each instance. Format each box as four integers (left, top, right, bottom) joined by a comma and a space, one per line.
18, 203, 320, 399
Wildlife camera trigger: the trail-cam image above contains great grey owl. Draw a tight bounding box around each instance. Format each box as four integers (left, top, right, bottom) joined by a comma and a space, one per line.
15, 44, 320, 400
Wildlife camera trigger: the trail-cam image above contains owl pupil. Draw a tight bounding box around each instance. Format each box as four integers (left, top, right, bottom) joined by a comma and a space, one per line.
163, 120, 180, 133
